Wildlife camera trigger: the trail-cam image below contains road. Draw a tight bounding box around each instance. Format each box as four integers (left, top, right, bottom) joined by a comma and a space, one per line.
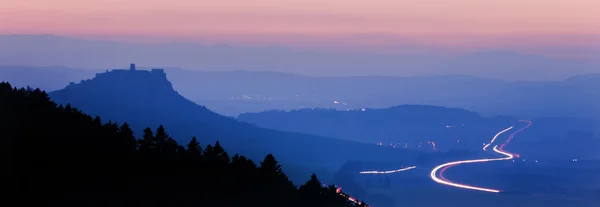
430, 120, 532, 193
340, 166, 417, 206
320, 184, 369, 206
336, 187, 369, 206
499, 120, 532, 152
359, 166, 416, 174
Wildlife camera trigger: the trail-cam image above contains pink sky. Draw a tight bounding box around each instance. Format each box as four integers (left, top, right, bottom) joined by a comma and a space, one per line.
1, 0, 599, 57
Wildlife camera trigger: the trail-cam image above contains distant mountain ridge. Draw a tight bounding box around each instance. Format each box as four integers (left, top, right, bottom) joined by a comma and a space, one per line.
165, 69, 600, 118
0, 65, 100, 91
238, 105, 515, 150
48, 67, 422, 175
4, 64, 600, 118
238, 105, 600, 160
1, 34, 598, 81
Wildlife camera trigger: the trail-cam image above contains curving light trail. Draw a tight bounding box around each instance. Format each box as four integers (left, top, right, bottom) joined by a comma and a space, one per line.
359, 166, 416, 174
499, 120, 532, 152
430, 145, 514, 193
483, 125, 514, 151
430, 125, 518, 193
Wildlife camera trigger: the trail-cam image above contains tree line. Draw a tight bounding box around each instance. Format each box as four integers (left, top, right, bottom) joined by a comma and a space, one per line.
0, 82, 368, 207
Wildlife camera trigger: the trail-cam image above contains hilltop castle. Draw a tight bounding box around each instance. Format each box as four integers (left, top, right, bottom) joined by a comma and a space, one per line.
106, 63, 165, 74
70, 64, 166, 85
95, 63, 166, 77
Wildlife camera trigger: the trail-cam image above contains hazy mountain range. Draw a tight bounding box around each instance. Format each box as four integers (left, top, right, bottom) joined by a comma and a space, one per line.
2, 64, 600, 119
1, 34, 599, 118
1, 34, 598, 81
239, 107, 600, 160
168, 70, 600, 118
239, 106, 513, 147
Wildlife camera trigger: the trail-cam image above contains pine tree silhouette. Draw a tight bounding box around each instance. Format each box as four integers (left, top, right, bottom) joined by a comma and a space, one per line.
186, 136, 202, 158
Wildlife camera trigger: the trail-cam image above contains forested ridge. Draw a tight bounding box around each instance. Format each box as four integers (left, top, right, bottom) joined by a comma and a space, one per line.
0, 82, 368, 207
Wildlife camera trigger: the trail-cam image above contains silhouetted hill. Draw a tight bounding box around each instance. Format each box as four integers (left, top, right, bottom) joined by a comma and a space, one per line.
238, 106, 515, 151
48, 68, 422, 176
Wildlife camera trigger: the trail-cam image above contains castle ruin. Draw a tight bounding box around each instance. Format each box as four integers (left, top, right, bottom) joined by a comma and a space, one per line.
94, 63, 165, 78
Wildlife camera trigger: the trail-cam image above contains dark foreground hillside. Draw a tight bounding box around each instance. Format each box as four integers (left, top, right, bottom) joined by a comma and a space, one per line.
0, 82, 368, 207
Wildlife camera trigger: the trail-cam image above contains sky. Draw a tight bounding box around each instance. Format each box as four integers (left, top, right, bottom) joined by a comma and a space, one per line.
1, 0, 599, 57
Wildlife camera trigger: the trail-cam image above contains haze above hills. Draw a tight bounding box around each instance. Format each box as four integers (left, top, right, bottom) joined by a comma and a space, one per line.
2, 64, 600, 119
1, 34, 599, 81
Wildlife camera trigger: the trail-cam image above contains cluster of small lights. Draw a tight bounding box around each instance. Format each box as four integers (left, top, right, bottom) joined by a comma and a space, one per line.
228, 94, 278, 101
377, 141, 438, 151
333, 100, 349, 105
227, 93, 332, 102
513, 159, 540, 163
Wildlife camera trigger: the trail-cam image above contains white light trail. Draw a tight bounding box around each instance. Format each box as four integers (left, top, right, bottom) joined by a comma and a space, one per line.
430, 121, 532, 193
430, 125, 514, 193
359, 166, 417, 174
429, 145, 513, 193
483, 126, 514, 151
498, 120, 532, 152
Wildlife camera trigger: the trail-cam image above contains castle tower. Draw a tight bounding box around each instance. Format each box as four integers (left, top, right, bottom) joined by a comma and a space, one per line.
130, 63, 136, 71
